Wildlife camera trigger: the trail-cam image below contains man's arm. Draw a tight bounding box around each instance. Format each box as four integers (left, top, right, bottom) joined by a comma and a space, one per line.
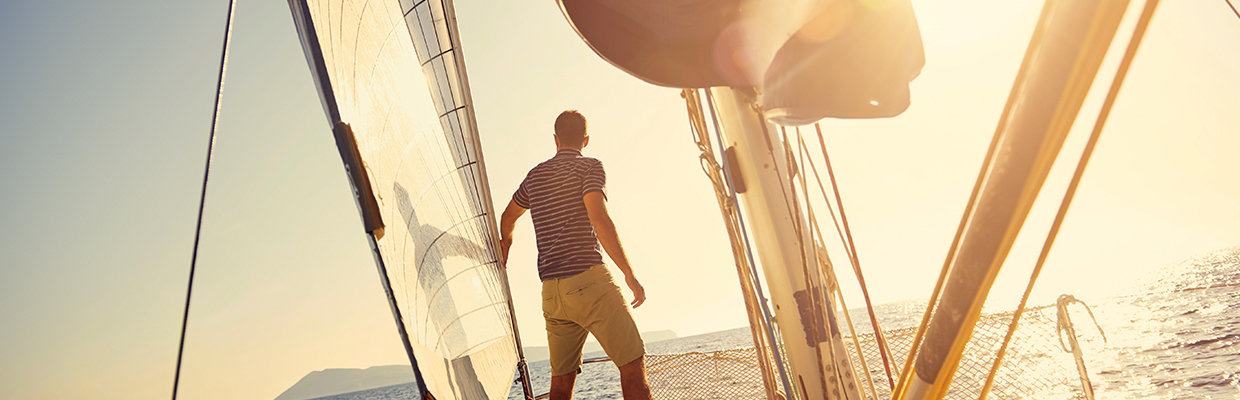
499, 199, 527, 268
583, 191, 645, 308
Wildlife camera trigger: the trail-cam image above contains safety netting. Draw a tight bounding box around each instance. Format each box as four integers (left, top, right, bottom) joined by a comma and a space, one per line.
844, 305, 1083, 400
641, 305, 1084, 400
646, 348, 780, 400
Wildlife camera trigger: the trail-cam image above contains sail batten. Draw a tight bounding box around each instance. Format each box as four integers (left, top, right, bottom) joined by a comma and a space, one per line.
289, 1, 524, 399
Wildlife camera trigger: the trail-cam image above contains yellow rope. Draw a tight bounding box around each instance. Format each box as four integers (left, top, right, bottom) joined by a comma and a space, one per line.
794, 130, 883, 400
830, 263, 883, 400
891, 0, 1064, 395
792, 128, 883, 400
976, 1, 1159, 398
1055, 295, 1107, 400
780, 126, 841, 400
812, 124, 898, 390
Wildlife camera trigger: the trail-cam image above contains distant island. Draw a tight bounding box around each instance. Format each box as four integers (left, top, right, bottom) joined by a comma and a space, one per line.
273, 365, 416, 400
275, 330, 677, 400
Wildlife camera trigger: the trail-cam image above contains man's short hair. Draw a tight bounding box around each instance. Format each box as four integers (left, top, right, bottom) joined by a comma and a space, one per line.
554, 110, 588, 148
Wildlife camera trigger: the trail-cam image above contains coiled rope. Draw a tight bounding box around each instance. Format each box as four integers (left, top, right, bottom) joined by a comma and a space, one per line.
1055, 295, 1107, 400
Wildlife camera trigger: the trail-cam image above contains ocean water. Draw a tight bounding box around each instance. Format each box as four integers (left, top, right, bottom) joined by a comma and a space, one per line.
317, 247, 1240, 400
1089, 247, 1240, 399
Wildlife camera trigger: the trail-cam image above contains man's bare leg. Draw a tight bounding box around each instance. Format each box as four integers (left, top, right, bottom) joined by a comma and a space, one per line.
618, 357, 652, 400
549, 369, 578, 400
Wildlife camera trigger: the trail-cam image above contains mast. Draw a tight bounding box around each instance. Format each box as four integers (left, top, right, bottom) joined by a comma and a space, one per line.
709, 87, 861, 400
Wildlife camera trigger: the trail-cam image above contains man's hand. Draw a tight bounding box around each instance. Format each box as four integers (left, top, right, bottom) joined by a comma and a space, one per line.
500, 237, 512, 268
585, 192, 646, 308
498, 199, 527, 270
625, 274, 646, 308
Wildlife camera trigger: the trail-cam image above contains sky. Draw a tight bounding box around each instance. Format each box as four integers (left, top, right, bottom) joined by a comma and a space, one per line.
0, 0, 1237, 399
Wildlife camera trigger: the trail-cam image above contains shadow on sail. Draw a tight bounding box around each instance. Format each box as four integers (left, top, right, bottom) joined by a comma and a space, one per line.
287, 1, 525, 399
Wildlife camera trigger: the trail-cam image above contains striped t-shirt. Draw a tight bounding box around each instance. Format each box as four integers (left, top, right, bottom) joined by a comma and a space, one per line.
513, 148, 607, 281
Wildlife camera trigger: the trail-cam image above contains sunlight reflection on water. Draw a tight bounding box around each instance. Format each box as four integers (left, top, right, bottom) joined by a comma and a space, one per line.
322, 248, 1240, 400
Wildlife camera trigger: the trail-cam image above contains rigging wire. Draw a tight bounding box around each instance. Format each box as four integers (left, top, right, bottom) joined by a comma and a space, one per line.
791, 126, 893, 394
786, 126, 856, 398
976, 1, 1161, 398
812, 123, 897, 390
777, 125, 842, 399
792, 127, 882, 400
1227, 0, 1240, 21
172, 0, 236, 398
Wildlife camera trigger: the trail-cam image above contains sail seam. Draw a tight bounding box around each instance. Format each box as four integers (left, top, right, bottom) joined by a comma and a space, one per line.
396, 161, 478, 233
422, 48, 455, 67
430, 299, 512, 355
406, 0, 489, 277
408, 0, 431, 10
439, 104, 467, 119
434, 0, 485, 217
359, 7, 408, 112
415, 212, 489, 275
348, 0, 372, 110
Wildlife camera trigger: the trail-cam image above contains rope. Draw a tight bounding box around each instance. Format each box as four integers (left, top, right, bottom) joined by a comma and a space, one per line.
172, 1, 236, 399
832, 283, 881, 400
778, 126, 838, 400
793, 129, 881, 400
684, 88, 783, 393
976, 1, 1159, 398
812, 124, 897, 390
705, 91, 793, 400
1055, 295, 1107, 400
1228, 0, 1240, 21
797, 134, 850, 272
790, 127, 868, 400
892, 0, 1063, 394
684, 88, 794, 400
1055, 296, 1107, 352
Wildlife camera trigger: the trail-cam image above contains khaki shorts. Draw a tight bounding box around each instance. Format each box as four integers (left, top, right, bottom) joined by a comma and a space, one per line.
542, 264, 645, 376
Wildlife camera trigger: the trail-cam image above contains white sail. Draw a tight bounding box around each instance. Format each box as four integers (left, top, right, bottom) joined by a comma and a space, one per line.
288, 1, 519, 399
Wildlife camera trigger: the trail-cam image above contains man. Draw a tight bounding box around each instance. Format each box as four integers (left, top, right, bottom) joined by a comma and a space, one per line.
499, 110, 652, 400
